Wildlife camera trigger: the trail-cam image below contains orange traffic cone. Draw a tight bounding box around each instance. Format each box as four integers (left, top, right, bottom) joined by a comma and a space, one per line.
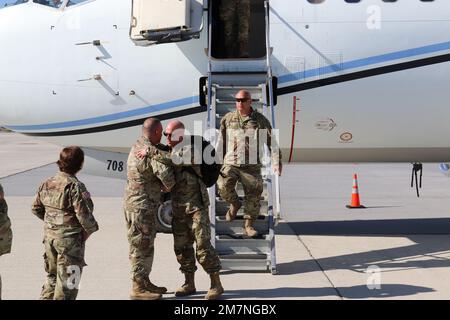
346, 174, 366, 209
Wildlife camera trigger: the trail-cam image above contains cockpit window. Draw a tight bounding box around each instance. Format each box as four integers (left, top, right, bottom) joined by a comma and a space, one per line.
66, 0, 90, 7
1, 0, 28, 9
33, 0, 63, 8
31, 0, 90, 8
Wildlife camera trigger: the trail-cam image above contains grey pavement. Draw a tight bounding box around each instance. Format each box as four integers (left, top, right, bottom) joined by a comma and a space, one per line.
0, 132, 61, 178
1, 132, 450, 299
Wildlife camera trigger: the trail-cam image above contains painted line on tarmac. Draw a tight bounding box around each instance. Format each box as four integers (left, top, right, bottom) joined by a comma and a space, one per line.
0, 162, 54, 179
296, 234, 344, 300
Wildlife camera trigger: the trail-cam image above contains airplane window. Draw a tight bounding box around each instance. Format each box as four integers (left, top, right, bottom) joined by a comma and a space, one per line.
66, 0, 90, 6
33, 0, 63, 8
1, 0, 28, 8
345, 0, 360, 3
307, 0, 324, 3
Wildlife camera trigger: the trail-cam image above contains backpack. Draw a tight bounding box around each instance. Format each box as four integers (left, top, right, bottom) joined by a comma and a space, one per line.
188, 136, 222, 188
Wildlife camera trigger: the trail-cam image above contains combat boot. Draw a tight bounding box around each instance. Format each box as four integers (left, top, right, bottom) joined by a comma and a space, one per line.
175, 273, 196, 297
226, 201, 241, 222
130, 280, 162, 300
146, 279, 168, 294
205, 272, 224, 300
243, 219, 258, 238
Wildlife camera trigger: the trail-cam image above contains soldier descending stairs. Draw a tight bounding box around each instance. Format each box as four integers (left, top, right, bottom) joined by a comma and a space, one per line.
202, 1, 282, 274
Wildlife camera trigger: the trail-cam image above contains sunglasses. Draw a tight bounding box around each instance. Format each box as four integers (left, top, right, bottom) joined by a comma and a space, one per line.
163, 132, 172, 137
236, 98, 249, 103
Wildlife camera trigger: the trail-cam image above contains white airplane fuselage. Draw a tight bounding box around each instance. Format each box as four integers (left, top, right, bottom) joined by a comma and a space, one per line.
1, 0, 450, 178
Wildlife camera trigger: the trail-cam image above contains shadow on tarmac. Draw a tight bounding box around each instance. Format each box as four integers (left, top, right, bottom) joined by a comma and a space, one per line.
162, 284, 433, 299
282, 219, 450, 235
224, 284, 433, 299
166, 285, 433, 299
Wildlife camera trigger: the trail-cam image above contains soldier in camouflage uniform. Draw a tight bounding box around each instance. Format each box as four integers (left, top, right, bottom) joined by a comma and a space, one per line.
165, 120, 223, 300
32, 146, 99, 300
124, 118, 176, 300
217, 90, 282, 238
219, 0, 251, 58
0, 183, 12, 300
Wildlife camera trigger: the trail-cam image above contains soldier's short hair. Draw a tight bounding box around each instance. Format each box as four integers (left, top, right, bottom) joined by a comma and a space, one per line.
57, 146, 84, 175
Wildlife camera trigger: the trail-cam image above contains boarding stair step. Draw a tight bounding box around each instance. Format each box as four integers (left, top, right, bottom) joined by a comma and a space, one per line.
215, 86, 263, 101
219, 253, 269, 271
215, 235, 271, 255
216, 216, 269, 235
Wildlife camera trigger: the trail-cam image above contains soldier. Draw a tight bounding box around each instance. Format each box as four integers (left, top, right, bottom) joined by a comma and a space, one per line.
32, 146, 99, 300
0, 183, 12, 300
124, 118, 176, 300
165, 120, 224, 300
217, 90, 282, 238
219, 0, 251, 58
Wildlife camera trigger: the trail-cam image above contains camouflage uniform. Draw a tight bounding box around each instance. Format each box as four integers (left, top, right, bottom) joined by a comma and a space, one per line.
31, 173, 98, 300
219, 0, 250, 57
123, 137, 175, 283
170, 142, 221, 275
0, 183, 12, 300
218, 109, 281, 220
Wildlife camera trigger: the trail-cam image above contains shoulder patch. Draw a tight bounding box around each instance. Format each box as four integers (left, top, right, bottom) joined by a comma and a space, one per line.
82, 191, 91, 200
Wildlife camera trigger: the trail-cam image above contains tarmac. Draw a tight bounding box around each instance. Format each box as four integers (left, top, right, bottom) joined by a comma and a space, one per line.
1, 131, 450, 300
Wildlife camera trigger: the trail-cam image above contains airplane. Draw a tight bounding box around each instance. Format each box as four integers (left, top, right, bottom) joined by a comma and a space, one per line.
0, 0, 449, 181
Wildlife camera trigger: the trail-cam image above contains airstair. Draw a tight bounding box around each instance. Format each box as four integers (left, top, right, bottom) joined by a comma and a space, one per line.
203, 1, 281, 274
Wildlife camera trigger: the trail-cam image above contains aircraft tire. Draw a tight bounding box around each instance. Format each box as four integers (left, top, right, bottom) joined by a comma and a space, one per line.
156, 199, 173, 234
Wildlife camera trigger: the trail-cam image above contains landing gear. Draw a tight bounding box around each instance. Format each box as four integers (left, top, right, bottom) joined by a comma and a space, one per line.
156, 197, 173, 234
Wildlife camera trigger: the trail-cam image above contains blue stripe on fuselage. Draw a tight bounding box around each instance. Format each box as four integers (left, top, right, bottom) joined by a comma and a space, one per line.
7, 96, 199, 131
278, 40, 450, 84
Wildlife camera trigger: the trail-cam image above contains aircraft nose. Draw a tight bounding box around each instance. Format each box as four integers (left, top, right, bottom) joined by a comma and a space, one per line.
0, 5, 33, 127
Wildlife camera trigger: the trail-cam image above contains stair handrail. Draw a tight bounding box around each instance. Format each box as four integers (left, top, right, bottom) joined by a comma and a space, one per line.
206, 2, 216, 246
264, 1, 275, 129
264, 0, 278, 274
206, 1, 213, 131
264, 1, 281, 222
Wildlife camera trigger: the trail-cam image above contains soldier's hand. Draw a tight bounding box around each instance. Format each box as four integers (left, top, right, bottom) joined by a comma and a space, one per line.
273, 163, 282, 176
161, 185, 171, 193
135, 148, 149, 159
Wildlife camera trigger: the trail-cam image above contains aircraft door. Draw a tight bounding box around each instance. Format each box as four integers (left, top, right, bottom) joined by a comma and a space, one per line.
130, 0, 205, 46
210, 0, 267, 59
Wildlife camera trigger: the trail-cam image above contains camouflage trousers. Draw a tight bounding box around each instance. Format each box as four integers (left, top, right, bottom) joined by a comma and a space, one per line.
0, 199, 12, 256
218, 165, 263, 220
124, 206, 157, 282
40, 235, 86, 300
219, 0, 250, 57
172, 205, 221, 274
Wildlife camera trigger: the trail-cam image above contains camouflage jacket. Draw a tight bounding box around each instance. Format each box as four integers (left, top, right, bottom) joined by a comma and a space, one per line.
0, 183, 12, 255
124, 136, 175, 210
31, 172, 99, 239
219, 108, 282, 167
170, 142, 210, 214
